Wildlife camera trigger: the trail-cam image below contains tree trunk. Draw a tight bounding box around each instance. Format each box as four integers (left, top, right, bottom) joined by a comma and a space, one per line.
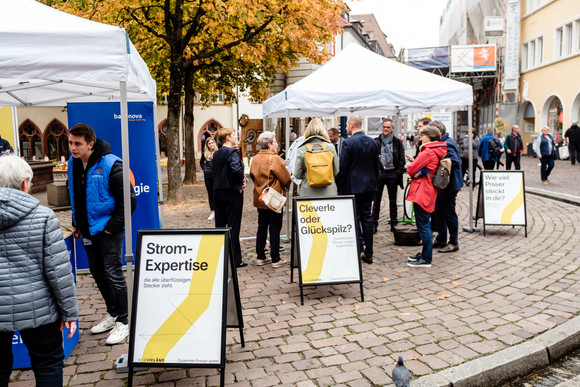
165, 58, 185, 203
182, 68, 197, 185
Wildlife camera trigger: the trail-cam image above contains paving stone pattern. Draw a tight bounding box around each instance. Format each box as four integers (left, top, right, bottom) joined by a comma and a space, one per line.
10, 157, 580, 386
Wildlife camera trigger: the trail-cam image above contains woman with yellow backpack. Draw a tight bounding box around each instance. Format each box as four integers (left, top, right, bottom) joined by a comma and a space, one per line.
293, 118, 339, 197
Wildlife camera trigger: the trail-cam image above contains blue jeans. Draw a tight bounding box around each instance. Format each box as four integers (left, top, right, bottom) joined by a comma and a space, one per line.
0, 320, 64, 386
84, 231, 128, 324
413, 203, 433, 263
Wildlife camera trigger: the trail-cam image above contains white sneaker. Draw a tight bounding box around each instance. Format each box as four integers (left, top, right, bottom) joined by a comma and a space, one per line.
208, 212, 215, 221
91, 313, 116, 334
272, 259, 288, 268
106, 322, 129, 345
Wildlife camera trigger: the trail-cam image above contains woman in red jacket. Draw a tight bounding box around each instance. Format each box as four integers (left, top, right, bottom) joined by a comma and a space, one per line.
405, 125, 447, 268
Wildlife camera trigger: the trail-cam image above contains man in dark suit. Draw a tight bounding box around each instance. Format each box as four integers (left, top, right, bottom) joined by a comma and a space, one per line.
337, 116, 379, 264
328, 127, 344, 158
372, 118, 405, 234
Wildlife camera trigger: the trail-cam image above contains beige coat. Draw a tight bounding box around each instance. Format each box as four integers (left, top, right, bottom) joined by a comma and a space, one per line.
250, 149, 292, 210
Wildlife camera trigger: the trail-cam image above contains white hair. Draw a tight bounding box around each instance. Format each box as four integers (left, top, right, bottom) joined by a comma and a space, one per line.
0, 155, 33, 190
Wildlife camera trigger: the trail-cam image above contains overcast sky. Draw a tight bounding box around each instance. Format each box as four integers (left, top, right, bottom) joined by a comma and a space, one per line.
345, 0, 448, 54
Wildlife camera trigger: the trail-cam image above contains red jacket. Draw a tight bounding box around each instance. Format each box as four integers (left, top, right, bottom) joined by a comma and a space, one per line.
406, 141, 447, 213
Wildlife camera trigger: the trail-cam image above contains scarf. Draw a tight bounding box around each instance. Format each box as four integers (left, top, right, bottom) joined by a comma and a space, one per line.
381, 133, 394, 165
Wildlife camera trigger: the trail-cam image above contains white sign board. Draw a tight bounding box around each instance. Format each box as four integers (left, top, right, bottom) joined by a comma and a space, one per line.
131, 232, 226, 365
451, 45, 496, 73
295, 197, 361, 284
504, 0, 521, 91
429, 112, 454, 139
482, 171, 526, 225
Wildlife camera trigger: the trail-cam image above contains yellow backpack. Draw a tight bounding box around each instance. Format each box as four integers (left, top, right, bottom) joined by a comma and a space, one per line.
304, 141, 334, 187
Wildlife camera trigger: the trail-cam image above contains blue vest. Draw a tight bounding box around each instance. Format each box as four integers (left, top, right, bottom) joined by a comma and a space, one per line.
539, 135, 556, 157
68, 153, 121, 235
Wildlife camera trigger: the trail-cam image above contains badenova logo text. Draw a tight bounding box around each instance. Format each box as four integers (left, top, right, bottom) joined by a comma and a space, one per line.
113, 113, 145, 121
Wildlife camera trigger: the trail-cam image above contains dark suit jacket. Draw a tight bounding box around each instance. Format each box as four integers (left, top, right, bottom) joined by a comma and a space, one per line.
337, 131, 379, 194
212, 146, 245, 191
374, 134, 406, 188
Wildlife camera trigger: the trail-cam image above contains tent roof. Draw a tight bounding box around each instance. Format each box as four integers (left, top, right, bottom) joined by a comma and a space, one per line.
263, 44, 472, 118
0, 0, 156, 106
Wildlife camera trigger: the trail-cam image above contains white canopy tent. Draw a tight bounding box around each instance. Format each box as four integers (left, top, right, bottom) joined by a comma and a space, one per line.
263, 43, 472, 118
0, 0, 159, 304
263, 43, 478, 234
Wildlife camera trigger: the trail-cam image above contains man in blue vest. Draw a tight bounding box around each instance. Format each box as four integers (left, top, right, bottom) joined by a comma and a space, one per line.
68, 124, 136, 345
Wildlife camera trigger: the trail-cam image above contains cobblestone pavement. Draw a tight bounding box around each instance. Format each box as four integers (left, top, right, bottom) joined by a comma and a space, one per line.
11, 159, 580, 386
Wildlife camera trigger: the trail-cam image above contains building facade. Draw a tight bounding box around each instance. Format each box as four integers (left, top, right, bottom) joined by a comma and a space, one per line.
518, 0, 580, 146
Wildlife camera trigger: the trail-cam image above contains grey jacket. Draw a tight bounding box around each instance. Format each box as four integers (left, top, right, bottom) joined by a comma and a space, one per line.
0, 188, 78, 332
294, 135, 339, 197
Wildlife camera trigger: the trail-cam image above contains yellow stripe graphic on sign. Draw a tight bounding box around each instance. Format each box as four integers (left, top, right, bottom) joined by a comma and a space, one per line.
500, 179, 524, 223
299, 201, 328, 283
142, 234, 224, 362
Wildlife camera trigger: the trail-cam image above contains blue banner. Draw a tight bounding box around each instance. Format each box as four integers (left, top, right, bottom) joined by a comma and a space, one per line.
407, 47, 449, 69
67, 102, 160, 265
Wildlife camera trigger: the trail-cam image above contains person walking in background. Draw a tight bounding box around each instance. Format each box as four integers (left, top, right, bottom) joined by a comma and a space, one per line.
564, 120, 580, 165
430, 121, 462, 254
371, 118, 405, 234
336, 115, 379, 264
534, 126, 557, 184
328, 127, 344, 159
504, 125, 523, 170
200, 136, 217, 221
68, 124, 136, 345
459, 127, 479, 182
478, 127, 499, 170
294, 118, 339, 197
405, 125, 447, 268
0, 135, 13, 155
213, 127, 247, 267
250, 131, 292, 268
286, 132, 304, 197
0, 155, 78, 386
495, 131, 505, 169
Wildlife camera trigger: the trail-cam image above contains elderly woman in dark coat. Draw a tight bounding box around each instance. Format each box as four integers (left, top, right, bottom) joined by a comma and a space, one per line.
0, 155, 78, 386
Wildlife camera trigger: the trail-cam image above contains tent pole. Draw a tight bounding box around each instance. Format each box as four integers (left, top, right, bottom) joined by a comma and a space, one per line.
119, 81, 134, 313
463, 105, 479, 233
153, 104, 164, 228
281, 109, 291, 243
11, 107, 20, 156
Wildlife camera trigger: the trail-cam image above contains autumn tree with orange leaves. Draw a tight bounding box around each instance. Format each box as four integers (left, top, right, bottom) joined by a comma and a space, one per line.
43, 0, 344, 202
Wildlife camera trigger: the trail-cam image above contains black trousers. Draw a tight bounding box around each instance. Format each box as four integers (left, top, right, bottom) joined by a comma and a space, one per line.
203, 175, 215, 211
483, 160, 496, 170
569, 143, 579, 164
256, 208, 283, 263
355, 192, 374, 258
214, 189, 244, 266
540, 156, 555, 181
432, 189, 459, 245
371, 170, 399, 227
84, 231, 128, 324
505, 153, 521, 170
0, 320, 64, 387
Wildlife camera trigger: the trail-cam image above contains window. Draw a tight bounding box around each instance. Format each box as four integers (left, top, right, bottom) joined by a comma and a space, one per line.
526, 0, 541, 14
44, 119, 69, 161
555, 27, 563, 58
522, 35, 543, 71
554, 19, 580, 59
19, 120, 43, 160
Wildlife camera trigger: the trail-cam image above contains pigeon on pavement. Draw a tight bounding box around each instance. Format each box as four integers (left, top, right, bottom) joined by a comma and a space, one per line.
392, 356, 410, 387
